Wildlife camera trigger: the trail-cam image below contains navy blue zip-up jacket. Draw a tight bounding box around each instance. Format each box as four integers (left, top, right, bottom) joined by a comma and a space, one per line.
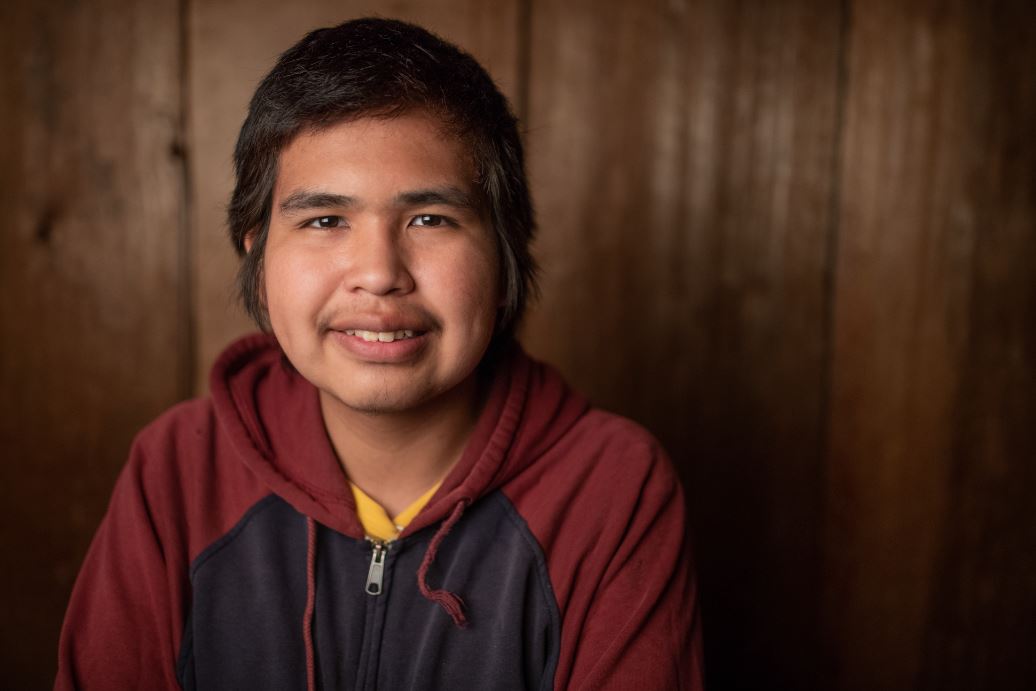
56, 334, 704, 690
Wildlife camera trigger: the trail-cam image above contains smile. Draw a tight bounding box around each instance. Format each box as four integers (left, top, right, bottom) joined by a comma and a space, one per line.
344, 329, 419, 343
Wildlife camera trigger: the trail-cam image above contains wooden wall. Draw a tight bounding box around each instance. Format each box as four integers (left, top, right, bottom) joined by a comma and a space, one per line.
0, 0, 189, 687
1, 0, 1032, 689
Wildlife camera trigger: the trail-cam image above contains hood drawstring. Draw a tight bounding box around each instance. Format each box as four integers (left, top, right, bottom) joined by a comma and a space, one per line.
301, 498, 470, 685
303, 517, 317, 691
416, 499, 470, 628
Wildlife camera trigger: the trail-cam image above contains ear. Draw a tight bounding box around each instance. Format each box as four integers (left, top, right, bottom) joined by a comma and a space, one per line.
243, 229, 257, 253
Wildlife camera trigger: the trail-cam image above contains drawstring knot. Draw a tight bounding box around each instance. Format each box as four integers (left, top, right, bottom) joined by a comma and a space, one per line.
416, 498, 470, 628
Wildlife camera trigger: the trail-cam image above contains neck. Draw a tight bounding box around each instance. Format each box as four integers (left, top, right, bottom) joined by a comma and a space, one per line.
320, 374, 484, 517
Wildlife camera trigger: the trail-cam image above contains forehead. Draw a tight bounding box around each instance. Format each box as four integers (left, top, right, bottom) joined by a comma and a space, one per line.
274, 113, 477, 200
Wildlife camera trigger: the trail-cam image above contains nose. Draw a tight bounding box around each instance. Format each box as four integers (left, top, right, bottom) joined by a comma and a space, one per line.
345, 222, 415, 296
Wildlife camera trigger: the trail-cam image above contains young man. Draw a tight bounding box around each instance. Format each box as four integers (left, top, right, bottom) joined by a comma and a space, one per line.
56, 18, 703, 690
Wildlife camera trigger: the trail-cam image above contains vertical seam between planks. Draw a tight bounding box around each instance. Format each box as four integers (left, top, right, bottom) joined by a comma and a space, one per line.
175, 0, 197, 400
515, 0, 533, 126
817, 0, 853, 683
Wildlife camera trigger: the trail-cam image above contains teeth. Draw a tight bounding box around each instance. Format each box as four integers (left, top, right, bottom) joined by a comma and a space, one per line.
343, 329, 418, 343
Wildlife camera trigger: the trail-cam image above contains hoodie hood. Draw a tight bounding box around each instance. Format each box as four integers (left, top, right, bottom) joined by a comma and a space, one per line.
209, 332, 590, 539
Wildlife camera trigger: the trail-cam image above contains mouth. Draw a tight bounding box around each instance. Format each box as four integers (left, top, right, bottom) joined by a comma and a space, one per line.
327, 324, 431, 363
342, 329, 423, 343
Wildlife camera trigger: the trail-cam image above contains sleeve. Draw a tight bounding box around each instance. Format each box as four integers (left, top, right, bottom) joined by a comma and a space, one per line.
559, 442, 705, 691
55, 437, 188, 691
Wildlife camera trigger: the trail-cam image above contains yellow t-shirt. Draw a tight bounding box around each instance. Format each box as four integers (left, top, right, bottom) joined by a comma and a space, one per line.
350, 481, 442, 542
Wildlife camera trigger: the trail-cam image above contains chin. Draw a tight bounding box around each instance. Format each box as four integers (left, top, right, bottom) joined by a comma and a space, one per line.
325, 379, 439, 416
342, 393, 429, 416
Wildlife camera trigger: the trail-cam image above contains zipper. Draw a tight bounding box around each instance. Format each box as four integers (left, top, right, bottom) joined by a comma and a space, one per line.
365, 539, 388, 595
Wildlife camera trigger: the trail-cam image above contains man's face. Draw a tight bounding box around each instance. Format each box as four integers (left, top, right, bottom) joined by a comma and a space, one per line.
258, 113, 500, 415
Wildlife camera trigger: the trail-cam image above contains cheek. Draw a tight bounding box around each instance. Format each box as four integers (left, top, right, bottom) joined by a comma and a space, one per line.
414, 245, 497, 326
263, 246, 334, 327
456, 250, 502, 334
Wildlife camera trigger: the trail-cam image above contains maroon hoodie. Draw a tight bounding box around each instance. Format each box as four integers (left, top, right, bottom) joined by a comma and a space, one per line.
56, 334, 704, 690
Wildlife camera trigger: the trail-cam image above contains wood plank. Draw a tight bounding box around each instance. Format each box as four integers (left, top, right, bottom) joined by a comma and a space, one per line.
0, 0, 186, 686
522, 1, 843, 688
188, 0, 523, 393
915, 7, 1036, 686
825, 1, 1036, 688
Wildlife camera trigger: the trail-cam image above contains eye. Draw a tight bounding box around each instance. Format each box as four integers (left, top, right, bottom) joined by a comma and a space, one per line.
410, 214, 448, 228
305, 216, 345, 229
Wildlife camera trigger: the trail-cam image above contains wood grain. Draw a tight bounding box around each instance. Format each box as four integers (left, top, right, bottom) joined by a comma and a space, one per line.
522, 1, 843, 688
0, 0, 186, 687
187, 0, 524, 393
914, 8, 1036, 686
3, 0, 1033, 687
825, 1, 1036, 689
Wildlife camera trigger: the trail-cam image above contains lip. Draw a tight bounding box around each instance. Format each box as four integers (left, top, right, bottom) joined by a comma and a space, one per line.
328, 328, 430, 363
330, 318, 428, 333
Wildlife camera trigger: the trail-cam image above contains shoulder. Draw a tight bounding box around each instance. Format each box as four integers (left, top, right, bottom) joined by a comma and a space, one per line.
125, 396, 226, 486
113, 396, 265, 561
502, 405, 689, 618
553, 407, 679, 493
134, 396, 218, 452
571, 408, 667, 457
505, 405, 683, 539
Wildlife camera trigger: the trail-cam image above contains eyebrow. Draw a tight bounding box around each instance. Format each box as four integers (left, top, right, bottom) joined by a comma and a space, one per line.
278, 191, 355, 215
277, 186, 478, 216
394, 186, 478, 211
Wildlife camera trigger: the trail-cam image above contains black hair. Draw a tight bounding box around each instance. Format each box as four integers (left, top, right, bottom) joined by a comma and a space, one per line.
228, 17, 537, 345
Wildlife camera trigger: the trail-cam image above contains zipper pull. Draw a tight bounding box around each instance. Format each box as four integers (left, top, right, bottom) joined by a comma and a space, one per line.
365, 541, 387, 595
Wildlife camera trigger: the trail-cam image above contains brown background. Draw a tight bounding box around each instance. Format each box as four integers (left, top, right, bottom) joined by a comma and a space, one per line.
2, 0, 1033, 689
